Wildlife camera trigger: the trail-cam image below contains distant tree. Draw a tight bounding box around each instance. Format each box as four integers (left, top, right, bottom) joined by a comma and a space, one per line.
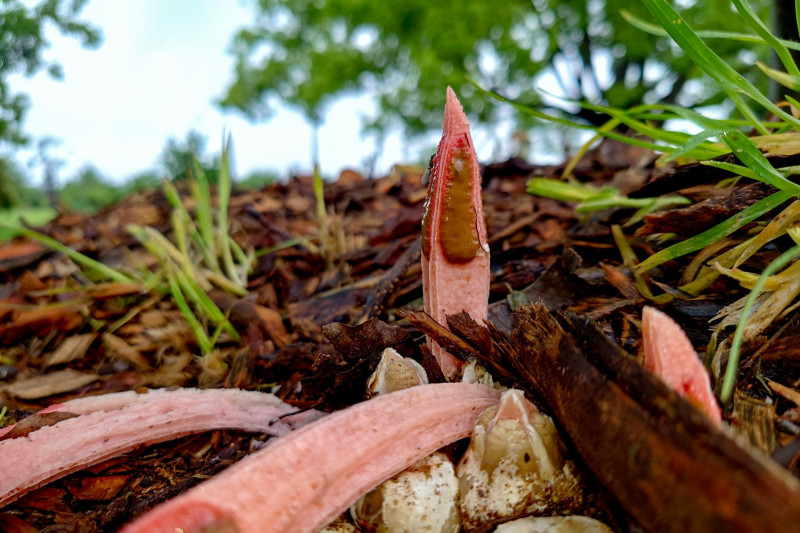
125, 170, 161, 193
0, 0, 101, 145
160, 130, 219, 183
28, 136, 64, 208
59, 165, 121, 213
236, 169, 278, 190
220, 0, 770, 143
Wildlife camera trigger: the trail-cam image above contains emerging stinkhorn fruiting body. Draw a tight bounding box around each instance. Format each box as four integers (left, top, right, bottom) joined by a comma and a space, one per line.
493, 515, 613, 533
0, 388, 322, 509
366, 347, 428, 398
350, 452, 461, 533
121, 383, 501, 533
457, 389, 581, 531
642, 306, 722, 423
422, 87, 490, 379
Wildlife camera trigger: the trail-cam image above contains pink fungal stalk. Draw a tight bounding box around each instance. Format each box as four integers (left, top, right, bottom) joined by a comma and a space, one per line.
422, 87, 491, 379
122, 383, 501, 533
642, 306, 722, 423
0, 388, 322, 508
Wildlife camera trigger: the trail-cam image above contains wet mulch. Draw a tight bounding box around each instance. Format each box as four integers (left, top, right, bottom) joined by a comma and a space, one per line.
2, 139, 800, 531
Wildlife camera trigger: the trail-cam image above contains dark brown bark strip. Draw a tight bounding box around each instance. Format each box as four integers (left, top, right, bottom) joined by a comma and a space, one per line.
397, 309, 483, 363
637, 182, 773, 237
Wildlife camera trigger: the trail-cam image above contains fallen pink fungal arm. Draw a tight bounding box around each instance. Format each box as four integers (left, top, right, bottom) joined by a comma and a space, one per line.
0, 388, 322, 508
122, 383, 501, 533
422, 87, 491, 379
642, 306, 722, 423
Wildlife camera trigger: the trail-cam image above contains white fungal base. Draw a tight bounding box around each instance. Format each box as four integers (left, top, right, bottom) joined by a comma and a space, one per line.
351, 452, 461, 533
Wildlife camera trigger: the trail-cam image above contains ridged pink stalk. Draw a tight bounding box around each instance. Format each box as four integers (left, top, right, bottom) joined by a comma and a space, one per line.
122, 383, 500, 533
642, 307, 722, 423
422, 87, 491, 379
0, 388, 322, 508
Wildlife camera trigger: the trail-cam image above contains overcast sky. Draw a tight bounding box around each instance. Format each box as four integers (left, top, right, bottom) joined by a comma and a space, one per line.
8, 0, 440, 185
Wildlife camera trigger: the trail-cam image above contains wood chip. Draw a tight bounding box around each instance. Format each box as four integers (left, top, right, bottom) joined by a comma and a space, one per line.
44, 333, 97, 368
88, 282, 145, 299
769, 380, 800, 407
102, 333, 150, 370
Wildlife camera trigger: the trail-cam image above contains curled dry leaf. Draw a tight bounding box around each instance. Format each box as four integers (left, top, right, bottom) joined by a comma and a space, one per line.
316, 318, 415, 406
0, 388, 322, 508
422, 87, 490, 379
122, 383, 501, 533
323, 318, 412, 363
642, 306, 721, 423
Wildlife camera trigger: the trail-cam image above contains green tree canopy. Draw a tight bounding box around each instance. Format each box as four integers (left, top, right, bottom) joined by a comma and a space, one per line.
220, 0, 770, 138
0, 0, 100, 145
59, 164, 121, 213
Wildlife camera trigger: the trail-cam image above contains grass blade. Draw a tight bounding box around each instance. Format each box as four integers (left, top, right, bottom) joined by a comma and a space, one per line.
217, 135, 240, 286
612, 225, 672, 304
660, 130, 727, 163
730, 0, 800, 76
166, 273, 213, 354
190, 160, 219, 271
0, 223, 135, 284
755, 61, 800, 92
621, 9, 800, 51
700, 161, 767, 182
721, 131, 800, 195
797, 0, 800, 40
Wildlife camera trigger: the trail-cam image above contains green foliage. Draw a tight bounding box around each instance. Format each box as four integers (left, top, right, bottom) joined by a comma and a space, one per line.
125, 170, 161, 194
59, 165, 122, 213
0, 154, 47, 208
236, 169, 278, 190
0, 155, 24, 208
0, 0, 101, 145
220, 0, 768, 137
